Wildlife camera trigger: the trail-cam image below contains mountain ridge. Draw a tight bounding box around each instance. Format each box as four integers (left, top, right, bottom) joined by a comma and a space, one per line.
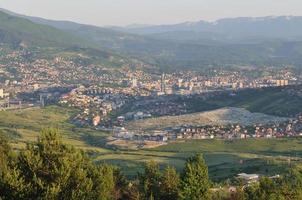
0, 9, 96, 48
3, 8, 302, 43
2, 8, 302, 71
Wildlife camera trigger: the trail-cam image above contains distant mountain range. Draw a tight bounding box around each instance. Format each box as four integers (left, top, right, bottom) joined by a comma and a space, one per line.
114, 16, 302, 44
2, 8, 302, 71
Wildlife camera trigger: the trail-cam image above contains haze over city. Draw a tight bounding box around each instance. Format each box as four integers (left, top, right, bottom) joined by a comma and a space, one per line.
2, 1, 302, 199
0, 0, 302, 26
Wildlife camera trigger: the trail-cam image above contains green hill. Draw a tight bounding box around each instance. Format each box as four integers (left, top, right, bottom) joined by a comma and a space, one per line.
0, 10, 94, 48
0, 10, 147, 69
182, 85, 302, 117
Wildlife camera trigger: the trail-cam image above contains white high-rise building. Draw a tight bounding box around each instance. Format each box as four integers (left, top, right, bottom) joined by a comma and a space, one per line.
132, 78, 138, 88
0, 89, 3, 98
161, 73, 166, 92
0, 89, 9, 99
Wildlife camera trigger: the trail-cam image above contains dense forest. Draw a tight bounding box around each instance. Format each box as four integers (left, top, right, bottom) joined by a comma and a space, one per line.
0, 129, 302, 200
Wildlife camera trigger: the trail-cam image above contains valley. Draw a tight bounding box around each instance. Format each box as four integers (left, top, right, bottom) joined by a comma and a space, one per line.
1, 99, 301, 182
1, 3, 302, 199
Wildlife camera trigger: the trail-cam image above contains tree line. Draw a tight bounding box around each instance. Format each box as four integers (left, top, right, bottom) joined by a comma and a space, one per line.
1, 129, 302, 200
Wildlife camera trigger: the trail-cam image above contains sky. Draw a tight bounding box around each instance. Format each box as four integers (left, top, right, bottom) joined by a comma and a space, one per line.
0, 0, 302, 26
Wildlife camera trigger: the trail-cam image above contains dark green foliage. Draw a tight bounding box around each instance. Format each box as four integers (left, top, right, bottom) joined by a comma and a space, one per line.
182, 85, 302, 117
2, 128, 302, 200
0, 133, 10, 169
244, 167, 302, 200
123, 181, 142, 200
138, 162, 181, 200
89, 164, 115, 200
112, 168, 129, 199
277, 168, 302, 200
138, 161, 162, 199
180, 154, 210, 200
212, 187, 245, 200
0, 133, 12, 194
159, 166, 180, 200
0, 129, 115, 200
244, 178, 283, 200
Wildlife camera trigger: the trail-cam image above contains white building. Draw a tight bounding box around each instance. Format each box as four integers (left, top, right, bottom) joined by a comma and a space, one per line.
237, 173, 259, 184
0, 89, 9, 99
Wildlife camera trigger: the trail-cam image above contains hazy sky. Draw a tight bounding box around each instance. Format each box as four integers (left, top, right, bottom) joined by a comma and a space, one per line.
0, 0, 302, 26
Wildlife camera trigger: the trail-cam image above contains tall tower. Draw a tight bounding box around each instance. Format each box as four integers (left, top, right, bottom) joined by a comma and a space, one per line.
161, 73, 166, 93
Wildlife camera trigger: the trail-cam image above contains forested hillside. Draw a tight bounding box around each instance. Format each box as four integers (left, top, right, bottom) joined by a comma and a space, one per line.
4, 8, 302, 71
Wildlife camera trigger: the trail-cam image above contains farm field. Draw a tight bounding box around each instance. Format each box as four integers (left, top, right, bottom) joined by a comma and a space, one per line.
1, 105, 301, 182
94, 150, 292, 181
95, 138, 301, 180
154, 138, 302, 156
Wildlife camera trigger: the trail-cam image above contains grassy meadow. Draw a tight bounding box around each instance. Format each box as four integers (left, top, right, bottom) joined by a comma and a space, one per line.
0, 105, 301, 181
0, 106, 110, 152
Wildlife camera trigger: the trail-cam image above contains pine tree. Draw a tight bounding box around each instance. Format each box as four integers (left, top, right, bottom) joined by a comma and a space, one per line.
90, 164, 115, 200
0, 129, 116, 200
139, 160, 161, 200
14, 129, 95, 199
180, 153, 210, 200
160, 166, 180, 200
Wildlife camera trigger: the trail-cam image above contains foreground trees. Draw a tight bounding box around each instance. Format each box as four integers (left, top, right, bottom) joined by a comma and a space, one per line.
180, 154, 210, 200
138, 154, 210, 200
160, 166, 181, 200
138, 161, 181, 200
0, 129, 116, 200
244, 168, 302, 200
0, 133, 10, 174
0, 129, 211, 200
1, 129, 302, 200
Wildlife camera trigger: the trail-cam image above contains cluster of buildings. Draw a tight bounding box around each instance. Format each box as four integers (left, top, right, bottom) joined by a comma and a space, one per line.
0, 45, 145, 94
112, 127, 168, 142
0, 44, 300, 104
59, 86, 131, 126
2, 44, 302, 141
111, 113, 302, 144
166, 117, 302, 140
122, 69, 297, 97
122, 97, 187, 119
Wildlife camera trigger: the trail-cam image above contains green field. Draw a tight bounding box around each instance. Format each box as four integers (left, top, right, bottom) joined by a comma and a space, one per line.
94, 138, 301, 181
0, 106, 110, 153
154, 139, 302, 156
1, 105, 301, 182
